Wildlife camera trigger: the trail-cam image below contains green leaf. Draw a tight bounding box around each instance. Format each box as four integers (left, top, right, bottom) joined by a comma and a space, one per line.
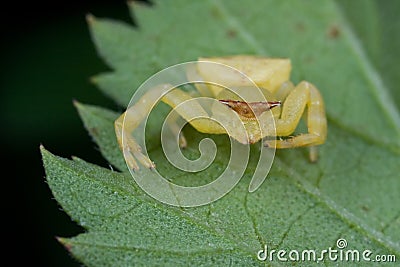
43, 0, 400, 266
374, 0, 400, 108
74, 100, 126, 171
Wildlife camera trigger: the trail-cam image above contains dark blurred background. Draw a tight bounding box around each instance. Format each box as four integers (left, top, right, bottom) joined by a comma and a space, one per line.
1, 1, 134, 266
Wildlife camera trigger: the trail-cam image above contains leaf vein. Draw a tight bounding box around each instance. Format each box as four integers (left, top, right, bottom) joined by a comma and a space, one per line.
274, 205, 316, 249
275, 157, 400, 255
244, 191, 265, 249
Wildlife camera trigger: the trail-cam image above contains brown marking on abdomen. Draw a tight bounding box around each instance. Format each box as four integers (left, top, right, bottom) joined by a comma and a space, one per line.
219, 100, 280, 119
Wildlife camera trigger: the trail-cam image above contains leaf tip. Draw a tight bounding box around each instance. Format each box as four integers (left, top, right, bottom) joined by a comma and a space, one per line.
86, 13, 96, 25
73, 99, 83, 110
39, 144, 45, 152
127, 0, 151, 8
56, 237, 73, 252
89, 75, 98, 85
40, 146, 61, 171
40, 144, 51, 158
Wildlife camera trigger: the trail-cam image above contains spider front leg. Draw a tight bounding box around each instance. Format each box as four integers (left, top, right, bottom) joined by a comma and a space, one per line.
264, 81, 327, 162
115, 99, 157, 171
165, 109, 187, 148
163, 89, 212, 149
115, 84, 223, 171
114, 84, 187, 171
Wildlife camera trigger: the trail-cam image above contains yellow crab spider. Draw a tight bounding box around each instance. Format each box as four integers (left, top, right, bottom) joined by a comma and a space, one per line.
115, 55, 327, 171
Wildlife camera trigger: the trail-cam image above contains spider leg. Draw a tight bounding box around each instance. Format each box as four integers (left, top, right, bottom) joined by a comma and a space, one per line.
114, 84, 173, 170
164, 88, 212, 149
274, 81, 295, 102
165, 108, 187, 148
115, 84, 233, 171
166, 89, 253, 145
263, 81, 327, 162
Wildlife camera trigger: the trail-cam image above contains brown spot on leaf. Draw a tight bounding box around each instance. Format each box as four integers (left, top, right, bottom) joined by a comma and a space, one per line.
226, 29, 237, 38
295, 22, 306, 32
304, 56, 314, 64
361, 205, 369, 212
210, 7, 221, 18
328, 25, 340, 39
90, 127, 99, 136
